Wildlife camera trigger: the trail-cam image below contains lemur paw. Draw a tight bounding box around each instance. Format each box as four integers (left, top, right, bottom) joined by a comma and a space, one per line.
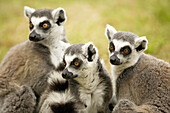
1, 85, 36, 113
113, 99, 138, 113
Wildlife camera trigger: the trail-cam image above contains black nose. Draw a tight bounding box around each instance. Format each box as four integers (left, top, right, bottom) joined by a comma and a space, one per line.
62, 73, 66, 78
29, 31, 44, 42
110, 55, 121, 65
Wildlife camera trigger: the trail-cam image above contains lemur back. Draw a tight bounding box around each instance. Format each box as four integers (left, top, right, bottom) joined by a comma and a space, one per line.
0, 6, 69, 113
39, 42, 113, 113
105, 24, 170, 113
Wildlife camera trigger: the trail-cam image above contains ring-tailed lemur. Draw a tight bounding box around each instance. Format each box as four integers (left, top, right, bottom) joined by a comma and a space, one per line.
105, 24, 170, 113
0, 6, 70, 113
38, 42, 113, 113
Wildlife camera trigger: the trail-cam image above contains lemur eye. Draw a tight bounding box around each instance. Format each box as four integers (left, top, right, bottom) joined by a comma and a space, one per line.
63, 61, 66, 66
110, 46, 114, 51
43, 23, 48, 29
109, 42, 115, 52
123, 49, 129, 54
29, 23, 34, 29
120, 46, 131, 56
74, 62, 79, 67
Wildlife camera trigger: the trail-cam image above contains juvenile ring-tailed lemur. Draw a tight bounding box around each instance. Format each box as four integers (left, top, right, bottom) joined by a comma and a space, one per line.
38, 42, 113, 113
105, 24, 170, 113
0, 6, 70, 113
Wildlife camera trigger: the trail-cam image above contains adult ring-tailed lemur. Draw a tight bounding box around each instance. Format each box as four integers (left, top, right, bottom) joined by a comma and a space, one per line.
0, 6, 70, 113
105, 24, 170, 113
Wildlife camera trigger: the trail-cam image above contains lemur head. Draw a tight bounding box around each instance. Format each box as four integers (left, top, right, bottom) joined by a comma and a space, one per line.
61, 42, 98, 80
105, 24, 148, 67
24, 6, 67, 42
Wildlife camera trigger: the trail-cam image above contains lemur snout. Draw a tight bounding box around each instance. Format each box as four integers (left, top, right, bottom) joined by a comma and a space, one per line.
62, 69, 78, 79
29, 31, 44, 42
110, 55, 121, 65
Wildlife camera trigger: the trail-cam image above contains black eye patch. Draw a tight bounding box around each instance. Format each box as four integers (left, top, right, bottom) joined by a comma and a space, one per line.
109, 42, 115, 52
39, 21, 51, 30
120, 46, 132, 56
71, 58, 83, 69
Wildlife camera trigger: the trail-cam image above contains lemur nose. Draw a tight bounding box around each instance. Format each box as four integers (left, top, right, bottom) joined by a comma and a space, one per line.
29, 30, 42, 42
62, 73, 66, 78
110, 55, 121, 65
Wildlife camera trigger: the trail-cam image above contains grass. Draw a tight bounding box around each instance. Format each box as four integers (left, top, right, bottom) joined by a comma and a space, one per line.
0, 0, 170, 70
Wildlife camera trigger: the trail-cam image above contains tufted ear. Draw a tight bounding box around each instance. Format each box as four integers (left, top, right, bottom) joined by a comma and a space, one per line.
52, 7, 67, 26
135, 36, 148, 52
105, 24, 117, 41
24, 6, 35, 19
82, 42, 98, 62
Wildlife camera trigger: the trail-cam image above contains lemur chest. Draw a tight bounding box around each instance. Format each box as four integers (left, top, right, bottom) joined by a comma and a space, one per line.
79, 85, 105, 112
49, 43, 69, 68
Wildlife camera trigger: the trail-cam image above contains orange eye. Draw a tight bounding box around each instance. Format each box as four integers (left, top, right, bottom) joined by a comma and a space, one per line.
110, 46, 114, 51
43, 23, 48, 28
29, 23, 33, 29
123, 49, 129, 54
63, 61, 66, 66
74, 62, 79, 66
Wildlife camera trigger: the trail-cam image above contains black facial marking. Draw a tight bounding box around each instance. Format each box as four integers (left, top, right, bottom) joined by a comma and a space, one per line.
29, 21, 34, 30
50, 102, 77, 113
49, 80, 68, 92
56, 10, 65, 26
109, 42, 115, 52
71, 58, 83, 69
120, 46, 132, 56
39, 20, 51, 30
55, 62, 65, 72
87, 44, 96, 62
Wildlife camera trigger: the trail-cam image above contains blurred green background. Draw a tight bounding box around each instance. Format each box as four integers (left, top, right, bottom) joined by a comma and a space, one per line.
0, 0, 169, 70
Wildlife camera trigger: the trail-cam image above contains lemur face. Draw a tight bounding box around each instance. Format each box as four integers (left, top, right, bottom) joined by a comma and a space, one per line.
24, 6, 66, 42
105, 24, 148, 66
62, 42, 98, 79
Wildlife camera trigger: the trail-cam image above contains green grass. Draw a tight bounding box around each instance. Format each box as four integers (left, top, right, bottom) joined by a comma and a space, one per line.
0, 0, 170, 70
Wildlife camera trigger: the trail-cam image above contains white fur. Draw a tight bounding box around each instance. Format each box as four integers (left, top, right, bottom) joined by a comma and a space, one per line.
24, 6, 35, 18
31, 17, 48, 26
52, 7, 67, 26
105, 24, 117, 40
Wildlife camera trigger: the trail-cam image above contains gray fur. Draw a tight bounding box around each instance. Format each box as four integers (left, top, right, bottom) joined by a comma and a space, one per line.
0, 86, 36, 113
113, 31, 138, 45
64, 43, 84, 56
31, 9, 53, 20
114, 53, 170, 113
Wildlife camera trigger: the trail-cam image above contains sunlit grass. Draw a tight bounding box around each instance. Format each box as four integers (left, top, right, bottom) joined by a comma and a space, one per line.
0, 0, 169, 70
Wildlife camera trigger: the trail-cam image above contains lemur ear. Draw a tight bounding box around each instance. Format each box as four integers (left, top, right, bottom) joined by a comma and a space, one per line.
24, 6, 35, 19
105, 24, 117, 41
135, 36, 148, 52
52, 7, 67, 26
82, 42, 97, 62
